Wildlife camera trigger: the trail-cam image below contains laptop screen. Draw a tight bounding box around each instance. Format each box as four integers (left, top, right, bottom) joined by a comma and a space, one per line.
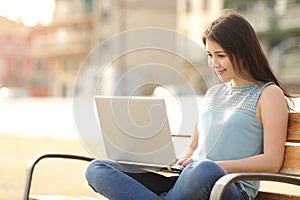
95, 96, 177, 166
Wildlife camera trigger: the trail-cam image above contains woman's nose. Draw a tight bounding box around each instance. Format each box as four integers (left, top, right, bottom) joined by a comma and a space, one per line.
208, 57, 219, 68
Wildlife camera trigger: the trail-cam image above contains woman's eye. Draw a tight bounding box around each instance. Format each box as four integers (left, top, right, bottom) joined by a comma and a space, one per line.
218, 54, 226, 58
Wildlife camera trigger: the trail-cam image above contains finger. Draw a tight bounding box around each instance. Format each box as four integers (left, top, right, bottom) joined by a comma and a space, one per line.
182, 158, 192, 167
176, 158, 187, 165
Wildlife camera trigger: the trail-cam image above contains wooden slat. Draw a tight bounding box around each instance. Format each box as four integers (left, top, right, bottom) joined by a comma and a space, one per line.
280, 145, 300, 176
281, 113, 300, 176
287, 113, 300, 142
171, 134, 191, 138
255, 192, 300, 200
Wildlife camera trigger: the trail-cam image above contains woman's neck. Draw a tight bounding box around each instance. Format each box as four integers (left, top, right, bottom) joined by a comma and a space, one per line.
230, 79, 254, 87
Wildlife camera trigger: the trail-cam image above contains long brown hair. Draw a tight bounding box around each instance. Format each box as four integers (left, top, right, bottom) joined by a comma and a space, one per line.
202, 9, 294, 109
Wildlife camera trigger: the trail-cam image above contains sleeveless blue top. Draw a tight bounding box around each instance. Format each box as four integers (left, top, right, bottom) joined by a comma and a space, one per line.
193, 81, 273, 199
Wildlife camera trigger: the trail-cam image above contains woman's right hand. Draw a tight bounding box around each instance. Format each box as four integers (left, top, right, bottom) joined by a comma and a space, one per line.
176, 157, 193, 168
175, 125, 198, 168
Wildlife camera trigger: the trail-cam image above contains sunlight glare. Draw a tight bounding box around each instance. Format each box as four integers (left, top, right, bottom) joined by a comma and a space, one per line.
0, 0, 55, 26
224, 109, 233, 121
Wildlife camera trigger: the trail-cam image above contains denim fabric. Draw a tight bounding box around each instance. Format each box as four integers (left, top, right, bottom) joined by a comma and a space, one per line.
86, 159, 249, 200
85, 159, 162, 200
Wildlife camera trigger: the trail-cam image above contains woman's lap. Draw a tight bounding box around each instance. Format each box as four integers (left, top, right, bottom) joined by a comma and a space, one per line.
85, 159, 249, 200
85, 160, 171, 200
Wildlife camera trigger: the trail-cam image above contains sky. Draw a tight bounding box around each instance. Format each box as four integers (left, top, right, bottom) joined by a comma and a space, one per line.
0, 0, 55, 27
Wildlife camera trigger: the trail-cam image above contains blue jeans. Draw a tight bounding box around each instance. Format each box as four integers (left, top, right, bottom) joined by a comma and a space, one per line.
85, 159, 249, 200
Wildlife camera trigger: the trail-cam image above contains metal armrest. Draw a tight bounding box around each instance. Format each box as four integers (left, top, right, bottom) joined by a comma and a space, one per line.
23, 152, 94, 200
209, 173, 300, 200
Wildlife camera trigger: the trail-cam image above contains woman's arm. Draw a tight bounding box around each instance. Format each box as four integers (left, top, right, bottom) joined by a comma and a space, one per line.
176, 124, 198, 167
176, 88, 213, 167
217, 85, 288, 173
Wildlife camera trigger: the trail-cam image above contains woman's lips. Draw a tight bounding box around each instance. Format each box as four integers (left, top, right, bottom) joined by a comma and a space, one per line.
215, 69, 226, 75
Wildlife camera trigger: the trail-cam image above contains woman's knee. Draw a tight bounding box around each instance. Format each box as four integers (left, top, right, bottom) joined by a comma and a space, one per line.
85, 160, 99, 180
85, 160, 112, 183
164, 160, 227, 199
189, 159, 227, 182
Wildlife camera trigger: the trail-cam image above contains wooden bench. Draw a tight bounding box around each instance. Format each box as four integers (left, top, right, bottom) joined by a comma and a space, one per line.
24, 113, 300, 200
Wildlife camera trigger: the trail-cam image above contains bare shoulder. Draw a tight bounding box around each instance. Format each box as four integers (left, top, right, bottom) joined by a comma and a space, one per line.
207, 82, 230, 95
258, 84, 287, 115
260, 84, 285, 100
204, 84, 220, 99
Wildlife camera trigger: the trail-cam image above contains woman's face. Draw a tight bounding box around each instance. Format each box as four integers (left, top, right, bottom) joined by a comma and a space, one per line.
205, 39, 248, 86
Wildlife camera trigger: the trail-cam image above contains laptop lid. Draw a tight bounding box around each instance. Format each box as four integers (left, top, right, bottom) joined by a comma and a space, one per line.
94, 96, 177, 168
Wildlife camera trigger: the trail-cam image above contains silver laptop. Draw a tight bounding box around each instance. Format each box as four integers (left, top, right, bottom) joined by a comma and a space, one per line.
95, 96, 182, 171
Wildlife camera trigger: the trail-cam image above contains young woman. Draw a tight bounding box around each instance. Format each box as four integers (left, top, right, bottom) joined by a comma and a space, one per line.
85, 9, 292, 200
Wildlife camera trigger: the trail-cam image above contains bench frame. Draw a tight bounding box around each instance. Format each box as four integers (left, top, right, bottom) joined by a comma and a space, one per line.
209, 173, 300, 199
23, 153, 94, 200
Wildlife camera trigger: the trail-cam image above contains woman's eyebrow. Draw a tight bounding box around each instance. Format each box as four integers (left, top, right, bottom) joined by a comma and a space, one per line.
206, 50, 225, 54
214, 50, 225, 53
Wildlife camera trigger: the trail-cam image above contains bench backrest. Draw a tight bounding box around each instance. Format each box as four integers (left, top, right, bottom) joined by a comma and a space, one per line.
280, 112, 300, 176
255, 112, 300, 200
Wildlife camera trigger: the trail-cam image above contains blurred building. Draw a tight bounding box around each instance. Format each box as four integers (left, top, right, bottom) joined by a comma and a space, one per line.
0, 17, 35, 95
30, 0, 181, 97
30, 0, 96, 96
